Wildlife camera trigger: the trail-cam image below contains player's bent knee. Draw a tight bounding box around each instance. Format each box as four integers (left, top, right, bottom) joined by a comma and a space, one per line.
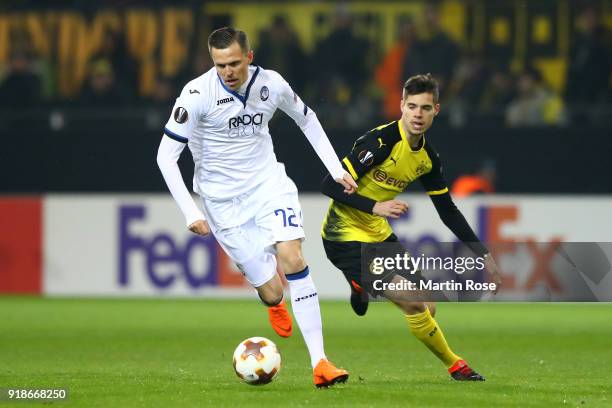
395, 300, 427, 315
255, 274, 284, 306
426, 301, 437, 317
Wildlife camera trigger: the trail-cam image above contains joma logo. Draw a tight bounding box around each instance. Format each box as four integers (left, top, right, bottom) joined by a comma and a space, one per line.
217, 97, 235, 105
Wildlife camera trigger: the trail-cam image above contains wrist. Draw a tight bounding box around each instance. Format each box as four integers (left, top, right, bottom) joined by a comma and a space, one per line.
372, 202, 380, 215
332, 167, 347, 181
186, 213, 205, 228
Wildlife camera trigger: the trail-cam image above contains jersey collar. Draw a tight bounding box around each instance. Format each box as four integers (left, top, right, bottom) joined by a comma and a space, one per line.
217, 66, 260, 108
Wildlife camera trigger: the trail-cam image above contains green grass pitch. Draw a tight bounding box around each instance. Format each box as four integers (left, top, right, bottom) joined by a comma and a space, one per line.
1, 298, 611, 407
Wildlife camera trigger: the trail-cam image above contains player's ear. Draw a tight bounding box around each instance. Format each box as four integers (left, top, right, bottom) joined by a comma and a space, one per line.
247, 50, 254, 63
434, 103, 441, 116
400, 98, 406, 113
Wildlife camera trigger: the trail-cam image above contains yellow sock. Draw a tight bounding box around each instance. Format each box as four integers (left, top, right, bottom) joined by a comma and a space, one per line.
405, 307, 461, 368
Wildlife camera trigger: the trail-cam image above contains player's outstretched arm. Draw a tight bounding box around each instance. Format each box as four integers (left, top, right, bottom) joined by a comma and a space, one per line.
429, 192, 502, 291
321, 173, 407, 219
419, 144, 502, 291
275, 73, 356, 193
429, 192, 486, 252
321, 173, 375, 213
156, 135, 207, 233
298, 110, 357, 193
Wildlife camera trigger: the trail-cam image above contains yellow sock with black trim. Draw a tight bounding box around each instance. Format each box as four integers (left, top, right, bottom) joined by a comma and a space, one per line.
405, 307, 461, 368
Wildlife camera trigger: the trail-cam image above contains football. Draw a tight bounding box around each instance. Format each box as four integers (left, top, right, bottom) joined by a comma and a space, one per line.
232, 337, 281, 385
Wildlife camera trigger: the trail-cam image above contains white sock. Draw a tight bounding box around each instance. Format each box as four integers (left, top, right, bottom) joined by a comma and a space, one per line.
286, 267, 326, 368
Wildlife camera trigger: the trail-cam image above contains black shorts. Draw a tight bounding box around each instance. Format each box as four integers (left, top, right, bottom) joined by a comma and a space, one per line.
323, 234, 421, 297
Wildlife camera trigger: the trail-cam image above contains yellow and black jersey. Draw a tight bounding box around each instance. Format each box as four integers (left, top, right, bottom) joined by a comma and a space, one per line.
321, 121, 488, 257
322, 121, 448, 242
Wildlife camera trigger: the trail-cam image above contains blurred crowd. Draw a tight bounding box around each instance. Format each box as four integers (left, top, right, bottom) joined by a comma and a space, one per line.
0, 3, 610, 129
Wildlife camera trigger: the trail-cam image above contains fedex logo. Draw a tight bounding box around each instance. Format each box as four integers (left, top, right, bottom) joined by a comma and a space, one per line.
476, 205, 565, 292
118, 205, 246, 290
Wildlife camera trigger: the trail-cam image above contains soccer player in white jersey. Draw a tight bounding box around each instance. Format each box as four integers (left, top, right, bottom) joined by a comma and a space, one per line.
156, 27, 356, 387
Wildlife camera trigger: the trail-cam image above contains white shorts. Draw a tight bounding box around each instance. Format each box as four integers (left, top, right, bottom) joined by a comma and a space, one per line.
201, 179, 305, 287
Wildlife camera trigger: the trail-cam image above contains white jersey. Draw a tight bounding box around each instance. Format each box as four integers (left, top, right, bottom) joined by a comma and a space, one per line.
164, 65, 342, 201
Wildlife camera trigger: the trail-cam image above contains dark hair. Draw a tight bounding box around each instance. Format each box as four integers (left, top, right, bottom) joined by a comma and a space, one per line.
403, 73, 439, 103
208, 27, 250, 54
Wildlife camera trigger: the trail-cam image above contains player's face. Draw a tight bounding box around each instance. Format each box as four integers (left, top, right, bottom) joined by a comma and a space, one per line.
400, 93, 440, 135
210, 42, 253, 91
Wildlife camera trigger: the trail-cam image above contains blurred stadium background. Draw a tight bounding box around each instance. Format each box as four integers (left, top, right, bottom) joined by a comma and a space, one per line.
1, 1, 611, 406
1, 0, 611, 296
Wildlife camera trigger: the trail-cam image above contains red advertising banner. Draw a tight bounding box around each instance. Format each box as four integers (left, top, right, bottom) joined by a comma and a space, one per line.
0, 197, 42, 294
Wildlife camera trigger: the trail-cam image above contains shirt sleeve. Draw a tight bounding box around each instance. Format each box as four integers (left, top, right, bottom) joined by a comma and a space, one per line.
321, 172, 377, 214
276, 73, 310, 127
419, 144, 488, 255
419, 142, 449, 196
156, 135, 205, 226
163, 84, 204, 143
275, 72, 345, 179
342, 128, 394, 180
428, 193, 489, 256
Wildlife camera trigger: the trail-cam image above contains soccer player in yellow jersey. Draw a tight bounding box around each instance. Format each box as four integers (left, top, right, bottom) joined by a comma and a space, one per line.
321, 74, 502, 381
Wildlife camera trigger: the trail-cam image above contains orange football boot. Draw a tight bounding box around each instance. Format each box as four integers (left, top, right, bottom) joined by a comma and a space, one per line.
268, 299, 292, 338
313, 359, 349, 388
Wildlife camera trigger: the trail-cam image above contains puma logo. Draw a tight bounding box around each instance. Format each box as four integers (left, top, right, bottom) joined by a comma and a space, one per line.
189, 89, 200, 94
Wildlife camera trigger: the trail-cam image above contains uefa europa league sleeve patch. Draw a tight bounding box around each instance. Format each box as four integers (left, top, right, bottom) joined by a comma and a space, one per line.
358, 150, 374, 166
174, 107, 188, 124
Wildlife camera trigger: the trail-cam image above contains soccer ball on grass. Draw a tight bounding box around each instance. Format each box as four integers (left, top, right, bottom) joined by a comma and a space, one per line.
232, 336, 281, 385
